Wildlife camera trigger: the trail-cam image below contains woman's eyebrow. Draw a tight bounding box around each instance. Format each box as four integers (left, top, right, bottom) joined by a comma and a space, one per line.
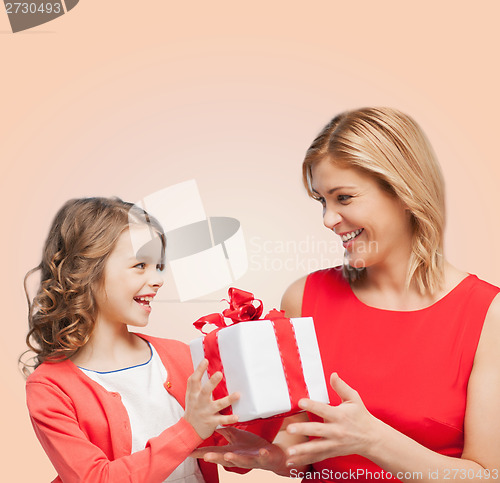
329, 185, 357, 194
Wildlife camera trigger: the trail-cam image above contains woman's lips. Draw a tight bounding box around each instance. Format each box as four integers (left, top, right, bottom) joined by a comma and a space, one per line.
342, 228, 364, 248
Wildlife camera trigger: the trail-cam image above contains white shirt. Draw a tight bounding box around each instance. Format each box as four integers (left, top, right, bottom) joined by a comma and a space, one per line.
79, 343, 204, 483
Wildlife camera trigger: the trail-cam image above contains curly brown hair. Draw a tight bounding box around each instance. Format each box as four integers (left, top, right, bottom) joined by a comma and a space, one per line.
21, 197, 165, 376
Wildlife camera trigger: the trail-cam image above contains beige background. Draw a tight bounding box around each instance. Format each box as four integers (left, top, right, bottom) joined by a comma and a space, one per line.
1, 1, 499, 481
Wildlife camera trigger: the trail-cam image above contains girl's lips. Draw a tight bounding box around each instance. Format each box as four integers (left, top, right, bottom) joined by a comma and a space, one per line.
134, 298, 152, 313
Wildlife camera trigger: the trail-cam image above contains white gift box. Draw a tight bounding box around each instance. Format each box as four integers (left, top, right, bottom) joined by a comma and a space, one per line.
190, 316, 329, 422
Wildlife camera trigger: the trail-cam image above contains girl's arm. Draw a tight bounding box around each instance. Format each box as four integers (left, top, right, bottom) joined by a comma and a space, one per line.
285, 294, 500, 482
27, 361, 238, 483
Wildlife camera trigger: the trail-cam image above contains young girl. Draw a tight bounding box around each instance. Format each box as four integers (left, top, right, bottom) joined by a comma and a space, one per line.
22, 197, 240, 483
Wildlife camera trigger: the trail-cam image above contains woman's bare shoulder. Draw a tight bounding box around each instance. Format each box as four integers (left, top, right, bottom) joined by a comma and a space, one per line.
475, 292, 500, 361
280, 275, 309, 318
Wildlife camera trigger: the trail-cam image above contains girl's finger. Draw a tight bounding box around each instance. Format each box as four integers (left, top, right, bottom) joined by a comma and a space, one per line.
190, 359, 208, 382
187, 360, 208, 392
201, 371, 223, 395
217, 413, 239, 426
214, 392, 240, 411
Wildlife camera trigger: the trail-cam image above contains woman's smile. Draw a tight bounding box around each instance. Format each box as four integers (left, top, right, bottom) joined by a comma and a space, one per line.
311, 159, 413, 270
338, 228, 364, 247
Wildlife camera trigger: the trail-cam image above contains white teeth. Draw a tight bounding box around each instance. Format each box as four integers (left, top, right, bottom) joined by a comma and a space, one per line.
341, 228, 363, 242
135, 296, 153, 303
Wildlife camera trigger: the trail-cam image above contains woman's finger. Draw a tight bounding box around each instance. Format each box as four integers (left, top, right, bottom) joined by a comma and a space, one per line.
287, 439, 337, 466
287, 421, 331, 438
330, 372, 361, 403
203, 452, 237, 467
297, 398, 336, 420
190, 446, 223, 458
217, 452, 262, 468
214, 426, 239, 443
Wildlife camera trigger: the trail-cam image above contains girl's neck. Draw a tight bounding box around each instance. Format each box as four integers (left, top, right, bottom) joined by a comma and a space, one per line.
71, 321, 150, 372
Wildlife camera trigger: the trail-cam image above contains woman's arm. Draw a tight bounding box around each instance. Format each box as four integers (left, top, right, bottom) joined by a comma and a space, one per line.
27, 361, 238, 483
286, 294, 500, 482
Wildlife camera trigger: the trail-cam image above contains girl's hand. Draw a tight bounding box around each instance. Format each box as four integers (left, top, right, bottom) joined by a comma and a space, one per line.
191, 427, 288, 474
286, 373, 381, 467
184, 360, 239, 440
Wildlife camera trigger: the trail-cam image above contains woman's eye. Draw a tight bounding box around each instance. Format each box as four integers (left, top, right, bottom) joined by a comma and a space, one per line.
338, 195, 352, 203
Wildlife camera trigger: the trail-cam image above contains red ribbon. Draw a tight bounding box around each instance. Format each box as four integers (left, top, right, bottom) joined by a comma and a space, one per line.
265, 309, 310, 411
194, 289, 310, 418
193, 287, 263, 334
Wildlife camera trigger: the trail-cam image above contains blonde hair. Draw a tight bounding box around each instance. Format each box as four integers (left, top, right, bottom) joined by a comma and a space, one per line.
21, 197, 165, 376
303, 107, 445, 294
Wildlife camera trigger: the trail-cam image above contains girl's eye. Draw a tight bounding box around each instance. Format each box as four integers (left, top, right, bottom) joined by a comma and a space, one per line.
134, 263, 146, 269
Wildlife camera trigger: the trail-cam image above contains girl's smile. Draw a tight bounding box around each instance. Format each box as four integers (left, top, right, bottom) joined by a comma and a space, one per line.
133, 294, 156, 313
94, 225, 164, 329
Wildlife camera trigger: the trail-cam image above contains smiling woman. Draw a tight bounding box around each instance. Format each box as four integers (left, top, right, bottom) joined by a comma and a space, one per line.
194, 108, 500, 483
308, 162, 413, 275
302, 108, 446, 294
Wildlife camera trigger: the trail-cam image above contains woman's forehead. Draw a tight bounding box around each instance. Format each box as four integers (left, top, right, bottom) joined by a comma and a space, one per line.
311, 161, 367, 192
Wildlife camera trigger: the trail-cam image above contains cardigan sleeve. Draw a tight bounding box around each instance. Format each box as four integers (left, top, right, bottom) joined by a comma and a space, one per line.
27, 381, 204, 483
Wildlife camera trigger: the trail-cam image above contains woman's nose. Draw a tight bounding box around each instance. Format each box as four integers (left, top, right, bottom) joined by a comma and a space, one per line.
323, 206, 342, 230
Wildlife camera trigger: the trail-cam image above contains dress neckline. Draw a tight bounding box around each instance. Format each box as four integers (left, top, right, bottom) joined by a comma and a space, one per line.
346, 273, 473, 314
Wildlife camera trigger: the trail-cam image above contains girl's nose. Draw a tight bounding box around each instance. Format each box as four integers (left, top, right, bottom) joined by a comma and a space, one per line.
323, 206, 342, 230
149, 270, 164, 288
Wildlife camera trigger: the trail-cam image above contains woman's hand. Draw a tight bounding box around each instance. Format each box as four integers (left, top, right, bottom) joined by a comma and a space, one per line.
286, 373, 381, 467
191, 413, 310, 476
184, 359, 240, 440
191, 426, 288, 473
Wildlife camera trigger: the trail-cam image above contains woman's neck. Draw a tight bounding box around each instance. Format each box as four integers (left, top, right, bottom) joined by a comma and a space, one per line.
351, 261, 467, 311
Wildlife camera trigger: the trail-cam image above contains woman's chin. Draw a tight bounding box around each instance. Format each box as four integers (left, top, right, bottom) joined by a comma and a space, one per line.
345, 257, 369, 270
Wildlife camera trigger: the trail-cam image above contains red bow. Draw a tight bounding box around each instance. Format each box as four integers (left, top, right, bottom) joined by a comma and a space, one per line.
192, 289, 310, 419
193, 287, 264, 334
